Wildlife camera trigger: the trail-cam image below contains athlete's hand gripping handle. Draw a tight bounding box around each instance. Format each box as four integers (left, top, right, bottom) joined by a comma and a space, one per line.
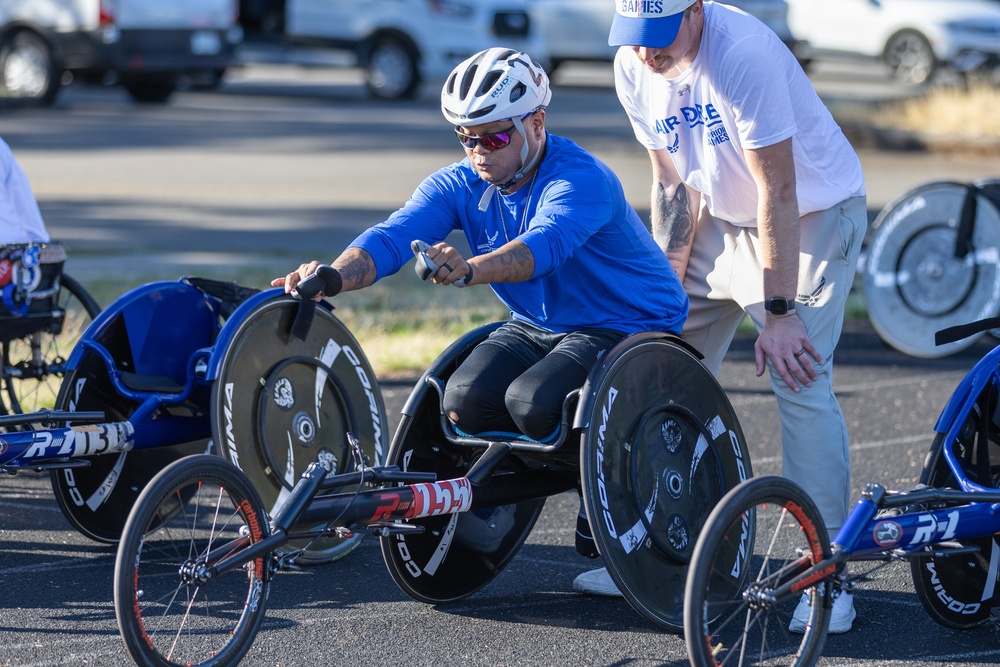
293, 264, 343, 300
411, 240, 468, 287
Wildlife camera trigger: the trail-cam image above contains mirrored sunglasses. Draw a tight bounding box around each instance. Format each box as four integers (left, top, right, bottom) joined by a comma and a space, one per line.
455, 125, 516, 151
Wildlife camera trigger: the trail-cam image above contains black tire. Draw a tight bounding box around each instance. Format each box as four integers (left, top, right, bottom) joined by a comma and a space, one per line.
578, 334, 752, 631
124, 77, 177, 104
364, 35, 420, 100
685, 476, 833, 667
884, 30, 936, 86
114, 454, 271, 667
910, 425, 998, 629
0, 29, 61, 106
1, 273, 101, 415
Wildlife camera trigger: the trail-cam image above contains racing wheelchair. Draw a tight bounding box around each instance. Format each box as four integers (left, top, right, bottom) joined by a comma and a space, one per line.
684, 315, 1000, 667
0, 241, 101, 415
1, 274, 386, 566
108, 259, 754, 667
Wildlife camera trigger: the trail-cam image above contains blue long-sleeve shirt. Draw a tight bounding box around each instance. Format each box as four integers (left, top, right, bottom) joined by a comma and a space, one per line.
350, 133, 688, 334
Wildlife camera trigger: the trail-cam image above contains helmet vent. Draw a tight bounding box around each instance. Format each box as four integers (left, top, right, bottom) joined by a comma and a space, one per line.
467, 105, 496, 120
478, 71, 502, 97
510, 82, 526, 104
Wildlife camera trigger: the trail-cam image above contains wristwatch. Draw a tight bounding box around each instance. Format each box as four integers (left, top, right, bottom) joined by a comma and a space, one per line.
764, 297, 796, 316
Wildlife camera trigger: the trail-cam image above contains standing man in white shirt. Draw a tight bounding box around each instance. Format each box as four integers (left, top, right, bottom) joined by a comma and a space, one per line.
573, 0, 866, 634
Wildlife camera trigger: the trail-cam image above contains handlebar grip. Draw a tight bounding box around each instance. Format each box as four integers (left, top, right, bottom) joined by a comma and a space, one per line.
293, 265, 342, 300
410, 239, 468, 287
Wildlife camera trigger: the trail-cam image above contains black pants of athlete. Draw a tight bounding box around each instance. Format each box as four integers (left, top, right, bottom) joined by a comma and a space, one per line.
442, 320, 624, 441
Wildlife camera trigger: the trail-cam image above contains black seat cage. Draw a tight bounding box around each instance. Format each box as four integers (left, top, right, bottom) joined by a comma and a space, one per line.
424, 374, 580, 453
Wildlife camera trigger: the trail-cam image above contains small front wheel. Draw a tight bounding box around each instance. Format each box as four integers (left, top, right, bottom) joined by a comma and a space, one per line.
114, 455, 272, 667
684, 476, 833, 667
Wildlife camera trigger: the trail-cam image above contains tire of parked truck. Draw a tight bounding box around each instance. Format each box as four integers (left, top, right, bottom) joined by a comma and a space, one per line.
363, 34, 420, 100
0, 29, 61, 107
123, 76, 177, 104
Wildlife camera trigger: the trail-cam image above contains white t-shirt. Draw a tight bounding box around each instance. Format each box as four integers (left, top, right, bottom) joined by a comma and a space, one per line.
0, 138, 50, 244
614, 1, 865, 225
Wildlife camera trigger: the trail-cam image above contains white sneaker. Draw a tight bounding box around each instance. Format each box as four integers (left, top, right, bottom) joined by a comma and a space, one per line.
788, 590, 855, 634
572, 567, 622, 597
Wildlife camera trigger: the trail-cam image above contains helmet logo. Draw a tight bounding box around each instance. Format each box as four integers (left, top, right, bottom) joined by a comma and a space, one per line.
491, 75, 511, 99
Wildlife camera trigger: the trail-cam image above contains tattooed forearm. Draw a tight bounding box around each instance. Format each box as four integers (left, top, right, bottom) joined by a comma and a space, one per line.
479, 240, 535, 283
333, 248, 377, 292
651, 182, 693, 256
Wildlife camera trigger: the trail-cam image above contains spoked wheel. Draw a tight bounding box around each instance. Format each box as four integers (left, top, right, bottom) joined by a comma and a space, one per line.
114, 454, 271, 667
1, 273, 100, 414
685, 476, 834, 667
212, 295, 388, 565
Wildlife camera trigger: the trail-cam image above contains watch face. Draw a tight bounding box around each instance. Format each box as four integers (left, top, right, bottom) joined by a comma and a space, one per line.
767, 298, 792, 315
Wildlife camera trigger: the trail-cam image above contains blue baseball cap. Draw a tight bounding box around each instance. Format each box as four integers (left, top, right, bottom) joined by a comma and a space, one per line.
609, 0, 698, 48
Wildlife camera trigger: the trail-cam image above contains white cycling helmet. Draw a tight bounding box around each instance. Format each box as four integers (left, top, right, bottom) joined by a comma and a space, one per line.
442, 47, 552, 210
441, 47, 551, 126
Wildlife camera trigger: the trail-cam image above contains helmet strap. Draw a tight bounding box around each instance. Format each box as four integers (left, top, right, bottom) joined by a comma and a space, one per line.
477, 116, 544, 212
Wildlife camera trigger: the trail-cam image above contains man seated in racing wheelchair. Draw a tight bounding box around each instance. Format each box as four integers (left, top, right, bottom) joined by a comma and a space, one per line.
275, 47, 689, 587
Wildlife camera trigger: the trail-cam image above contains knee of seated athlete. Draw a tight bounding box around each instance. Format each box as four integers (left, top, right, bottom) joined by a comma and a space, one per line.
443, 379, 505, 434
506, 392, 560, 441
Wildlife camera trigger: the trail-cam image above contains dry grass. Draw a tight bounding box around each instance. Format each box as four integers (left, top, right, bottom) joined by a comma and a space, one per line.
872, 83, 1000, 138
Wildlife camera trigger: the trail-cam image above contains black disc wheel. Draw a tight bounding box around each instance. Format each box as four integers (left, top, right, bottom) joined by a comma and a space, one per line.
579, 334, 752, 631
910, 404, 999, 629
685, 476, 833, 667
2, 273, 100, 415
49, 347, 210, 543
114, 454, 271, 667
211, 295, 387, 565
49, 280, 218, 543
380, 323, 554, 604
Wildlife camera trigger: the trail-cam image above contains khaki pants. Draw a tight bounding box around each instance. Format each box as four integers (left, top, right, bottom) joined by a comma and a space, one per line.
682, 195, 867, 536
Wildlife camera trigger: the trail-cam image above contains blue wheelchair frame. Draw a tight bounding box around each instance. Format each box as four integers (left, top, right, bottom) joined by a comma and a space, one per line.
684, 316, 1000, 667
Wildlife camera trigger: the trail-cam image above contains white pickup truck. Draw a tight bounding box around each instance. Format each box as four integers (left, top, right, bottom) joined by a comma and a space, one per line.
0, 0, 243, 105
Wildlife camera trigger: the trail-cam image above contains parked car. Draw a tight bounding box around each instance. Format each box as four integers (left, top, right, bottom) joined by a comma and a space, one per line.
0, 0, 243, 105
533, 0, 797, 72
786, 0, 1000, 85
283, 0, 543, 100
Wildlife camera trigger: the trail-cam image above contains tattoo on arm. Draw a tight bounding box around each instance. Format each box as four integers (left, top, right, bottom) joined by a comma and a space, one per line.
333, 249, 377, 291
652, 182, 693, 255
491, 242, 534, 282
